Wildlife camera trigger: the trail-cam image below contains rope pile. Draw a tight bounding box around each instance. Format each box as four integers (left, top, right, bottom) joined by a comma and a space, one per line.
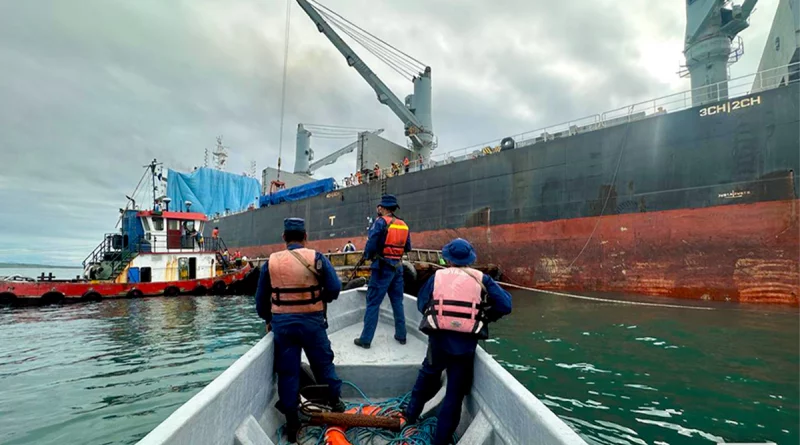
277, 381, 455, 445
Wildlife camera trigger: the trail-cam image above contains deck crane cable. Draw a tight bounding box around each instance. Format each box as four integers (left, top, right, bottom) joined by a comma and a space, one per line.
319, 13, 419, 79
310, 0, 426, 70
276, 0, 293, 180
303, 123, 380, 140
325, 16, 418, 79
314, 8, 418, 79
309, 0, 426, 78
308, 0, 426, 71
304, 123, 377, 131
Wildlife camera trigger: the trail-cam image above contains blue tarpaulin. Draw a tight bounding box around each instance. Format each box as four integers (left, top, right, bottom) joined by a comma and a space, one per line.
167, 168, 261, 216
259, 178, 335, 207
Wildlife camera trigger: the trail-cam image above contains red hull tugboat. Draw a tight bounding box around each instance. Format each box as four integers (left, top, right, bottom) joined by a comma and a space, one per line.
0, 160, 251, 306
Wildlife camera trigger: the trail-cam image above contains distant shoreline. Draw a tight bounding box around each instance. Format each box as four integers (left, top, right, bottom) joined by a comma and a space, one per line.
0, 263, 80, 269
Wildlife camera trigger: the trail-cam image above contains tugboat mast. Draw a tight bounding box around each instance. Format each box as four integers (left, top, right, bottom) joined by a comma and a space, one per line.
145, 158, 162, 210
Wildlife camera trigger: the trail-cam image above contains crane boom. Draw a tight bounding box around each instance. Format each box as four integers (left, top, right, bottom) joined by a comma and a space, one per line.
295, 0, 432, 152
309, 129, 384, 173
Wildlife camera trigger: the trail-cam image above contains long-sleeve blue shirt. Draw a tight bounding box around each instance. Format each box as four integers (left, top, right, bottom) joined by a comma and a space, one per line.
254, 243, 341, 325
417, 271, 512, 355
364, 215, 412, 268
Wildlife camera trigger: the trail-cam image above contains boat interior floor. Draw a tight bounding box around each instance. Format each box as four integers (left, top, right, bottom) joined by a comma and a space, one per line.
306, 316, 428, 367
262, 317, 456, 444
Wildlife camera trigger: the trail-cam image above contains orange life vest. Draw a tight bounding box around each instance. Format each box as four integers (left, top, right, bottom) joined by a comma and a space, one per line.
380, 215, 408, 260
268, 248, 324, 314
420, 267, 487, 336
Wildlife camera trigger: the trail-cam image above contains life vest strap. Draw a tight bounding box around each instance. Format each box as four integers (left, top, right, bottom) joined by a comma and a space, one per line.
437, 310, 476, 319
433, 299, 480, 308
271, 285, 322, 306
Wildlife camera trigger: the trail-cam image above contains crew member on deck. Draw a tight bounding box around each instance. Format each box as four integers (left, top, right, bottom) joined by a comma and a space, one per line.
254, 218, 346, 443
343, 240, 357, 252
212, 226, 219, 250
403, 238, 512, 445
354, 194, 411, 349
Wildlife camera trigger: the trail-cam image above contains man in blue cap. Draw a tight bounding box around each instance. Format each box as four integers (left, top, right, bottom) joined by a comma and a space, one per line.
255, 217, 345, 443
354, 194, 411, 348
403, 238, 512, 445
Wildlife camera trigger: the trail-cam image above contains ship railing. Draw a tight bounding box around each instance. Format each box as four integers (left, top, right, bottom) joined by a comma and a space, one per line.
269, 63, 799, 195
422, 61, 800, 167
601, 61, 800, 122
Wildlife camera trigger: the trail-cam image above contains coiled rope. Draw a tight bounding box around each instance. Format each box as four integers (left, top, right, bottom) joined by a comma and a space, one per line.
277, 381, 455, 445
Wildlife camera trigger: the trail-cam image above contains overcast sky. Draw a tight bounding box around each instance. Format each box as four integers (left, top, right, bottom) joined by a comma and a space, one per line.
0, 0, 780, 266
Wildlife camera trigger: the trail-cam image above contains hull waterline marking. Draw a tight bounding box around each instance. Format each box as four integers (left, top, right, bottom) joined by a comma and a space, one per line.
700, 95, 761, 117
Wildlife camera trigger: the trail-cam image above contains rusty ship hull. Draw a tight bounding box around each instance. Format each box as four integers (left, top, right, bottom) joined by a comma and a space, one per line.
209, 84, 800, 305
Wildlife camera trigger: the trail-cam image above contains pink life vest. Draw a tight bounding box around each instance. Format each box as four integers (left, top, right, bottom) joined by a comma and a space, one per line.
421, 267, 486, 335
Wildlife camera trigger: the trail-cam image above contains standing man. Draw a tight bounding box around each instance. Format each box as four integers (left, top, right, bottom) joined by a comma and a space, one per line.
343, 240, 357, 252
211, 226, 219, 250
403, 238, 512, 445
354, 194, 411, 349
255, 217, 346, 443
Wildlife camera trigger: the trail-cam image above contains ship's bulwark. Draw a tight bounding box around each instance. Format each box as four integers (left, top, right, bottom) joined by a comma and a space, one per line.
210, 83, 800, 305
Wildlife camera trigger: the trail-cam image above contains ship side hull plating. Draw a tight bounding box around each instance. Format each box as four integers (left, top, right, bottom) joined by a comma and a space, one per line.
212, 84, 800, 305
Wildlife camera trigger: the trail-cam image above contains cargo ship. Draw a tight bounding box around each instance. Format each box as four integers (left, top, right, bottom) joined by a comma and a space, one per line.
177, 0, 799, 305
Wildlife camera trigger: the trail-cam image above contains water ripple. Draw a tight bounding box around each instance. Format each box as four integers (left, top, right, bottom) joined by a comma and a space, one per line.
0, 295, 263, 445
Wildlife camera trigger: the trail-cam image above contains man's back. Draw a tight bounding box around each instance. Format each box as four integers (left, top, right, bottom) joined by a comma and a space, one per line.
417, 268, 512, 355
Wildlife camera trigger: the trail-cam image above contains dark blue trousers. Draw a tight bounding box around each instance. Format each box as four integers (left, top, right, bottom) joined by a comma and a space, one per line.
272, 314, 342, 417
358, 263, 406, 344
405, 343, 475, 445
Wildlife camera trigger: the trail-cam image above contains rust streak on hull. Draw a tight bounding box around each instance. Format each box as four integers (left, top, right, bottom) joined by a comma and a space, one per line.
238, 200, 799, 306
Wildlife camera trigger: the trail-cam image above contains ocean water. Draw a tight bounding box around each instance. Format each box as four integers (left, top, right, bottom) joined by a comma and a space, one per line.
0, 288, 797, 445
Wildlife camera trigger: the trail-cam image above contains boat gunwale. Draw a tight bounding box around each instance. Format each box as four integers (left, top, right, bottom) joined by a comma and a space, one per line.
136, 288, 589, 444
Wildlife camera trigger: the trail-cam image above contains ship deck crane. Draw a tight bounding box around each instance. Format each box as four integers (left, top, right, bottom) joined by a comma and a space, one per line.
295, 0, 435, 158
293, 123, 384, 175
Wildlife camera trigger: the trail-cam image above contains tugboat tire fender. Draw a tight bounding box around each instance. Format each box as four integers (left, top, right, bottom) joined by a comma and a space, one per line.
41, 291, 65, 305
81, 291, 102, 302
0, 292, 17, 304
211, 280, 227, 295
164, 286, 180, 297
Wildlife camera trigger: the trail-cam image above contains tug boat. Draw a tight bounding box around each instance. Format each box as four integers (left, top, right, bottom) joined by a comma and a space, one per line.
0, 161, 251, 306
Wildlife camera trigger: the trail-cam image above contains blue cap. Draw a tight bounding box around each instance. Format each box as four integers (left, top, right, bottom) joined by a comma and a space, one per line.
378, 194, 399, 209
442, 238, 477, 266
284, 217, 306, 232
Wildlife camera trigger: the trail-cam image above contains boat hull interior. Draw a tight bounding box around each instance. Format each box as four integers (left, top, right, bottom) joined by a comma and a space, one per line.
137, 288, 588, 445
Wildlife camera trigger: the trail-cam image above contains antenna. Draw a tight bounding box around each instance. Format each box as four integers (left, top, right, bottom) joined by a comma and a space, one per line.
212, 135, 228, 171
143, 158, 163, 210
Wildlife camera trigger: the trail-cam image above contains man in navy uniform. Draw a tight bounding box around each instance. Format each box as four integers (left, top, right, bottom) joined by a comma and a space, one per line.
404, 238, 512, 445
354, 194, 411, 348
255, 217, 345, 443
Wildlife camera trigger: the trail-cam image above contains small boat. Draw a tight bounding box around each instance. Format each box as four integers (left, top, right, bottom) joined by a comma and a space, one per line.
245, 248, 502, 296
137, 287, 588, 445
0, 160, 251, 306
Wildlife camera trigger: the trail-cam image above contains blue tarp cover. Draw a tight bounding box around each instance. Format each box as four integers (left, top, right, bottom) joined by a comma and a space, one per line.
260, 178, 335, 207
167, 168, 261, 216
